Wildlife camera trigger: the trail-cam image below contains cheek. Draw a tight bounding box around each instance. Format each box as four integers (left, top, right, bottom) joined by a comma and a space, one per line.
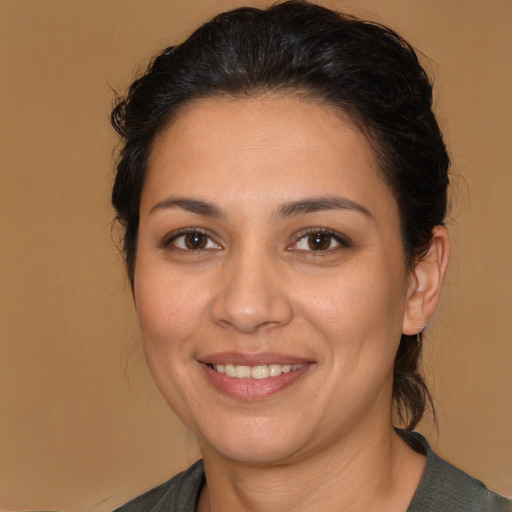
133, 262, 210, 426
299, 266, 406, 332
295, 259, 408, 366
134, 259, 210, 356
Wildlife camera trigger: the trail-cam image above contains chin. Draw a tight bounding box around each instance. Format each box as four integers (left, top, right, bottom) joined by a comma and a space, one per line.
197, 417, 310, 466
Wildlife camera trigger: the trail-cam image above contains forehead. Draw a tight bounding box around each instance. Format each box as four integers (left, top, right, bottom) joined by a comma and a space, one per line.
143, 95, 394, 217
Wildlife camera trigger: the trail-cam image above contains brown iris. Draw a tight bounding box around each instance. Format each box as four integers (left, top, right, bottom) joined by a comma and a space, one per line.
307, 232, 331, 250
184, 232, 208, 250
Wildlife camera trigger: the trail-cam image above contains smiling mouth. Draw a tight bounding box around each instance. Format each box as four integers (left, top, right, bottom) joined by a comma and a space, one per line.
208, 363, 305, 380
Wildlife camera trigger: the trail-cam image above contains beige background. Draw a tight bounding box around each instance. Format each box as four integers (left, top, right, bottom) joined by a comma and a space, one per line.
1, 1, 510, 510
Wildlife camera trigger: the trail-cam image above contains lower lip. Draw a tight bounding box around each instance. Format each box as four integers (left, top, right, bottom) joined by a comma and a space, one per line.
200, 363, 312, 400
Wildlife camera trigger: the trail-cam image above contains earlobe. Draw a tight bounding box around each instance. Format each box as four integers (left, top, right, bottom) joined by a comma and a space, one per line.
402, 226, 450, 335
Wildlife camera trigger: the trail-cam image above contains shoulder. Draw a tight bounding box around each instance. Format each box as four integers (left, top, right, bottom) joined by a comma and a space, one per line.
400, 430, 512, 512
112, 460, 205, 512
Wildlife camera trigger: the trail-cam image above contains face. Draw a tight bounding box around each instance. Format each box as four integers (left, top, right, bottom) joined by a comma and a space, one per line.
135, 95, 416, 465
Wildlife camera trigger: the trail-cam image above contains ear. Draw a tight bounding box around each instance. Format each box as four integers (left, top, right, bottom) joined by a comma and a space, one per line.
402, 226, 450, 335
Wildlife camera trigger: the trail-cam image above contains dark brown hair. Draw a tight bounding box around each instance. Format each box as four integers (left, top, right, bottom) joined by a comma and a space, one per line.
111, 0, 449, 430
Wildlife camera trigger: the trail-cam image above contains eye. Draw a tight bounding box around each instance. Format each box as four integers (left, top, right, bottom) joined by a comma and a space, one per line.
168, 231, 221, 251
291, 230, 350, 252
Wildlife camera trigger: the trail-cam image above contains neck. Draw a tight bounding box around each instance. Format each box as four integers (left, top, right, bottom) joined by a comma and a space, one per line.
197, 424, 425, 512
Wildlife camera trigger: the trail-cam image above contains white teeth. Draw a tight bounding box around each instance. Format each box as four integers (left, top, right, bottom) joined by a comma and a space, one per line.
251, 365, 269, 379
212, 363, 304, 379
235, 365, 251, 379
269, 364, 281, 377
224, 364, 236, 377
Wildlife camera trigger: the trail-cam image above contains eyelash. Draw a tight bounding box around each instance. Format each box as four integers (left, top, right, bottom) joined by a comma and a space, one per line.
160, 228, 221, 252
289, 228, 351, 253
160, 227, 351, 253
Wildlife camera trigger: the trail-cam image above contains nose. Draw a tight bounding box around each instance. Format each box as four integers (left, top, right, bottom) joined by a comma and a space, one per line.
210, 250, 294, 334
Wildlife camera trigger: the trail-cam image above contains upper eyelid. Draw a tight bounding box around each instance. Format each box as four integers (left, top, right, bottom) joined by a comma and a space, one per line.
160, 228, 220, 248
284, 231, 351, 255
293, 228, 350, 243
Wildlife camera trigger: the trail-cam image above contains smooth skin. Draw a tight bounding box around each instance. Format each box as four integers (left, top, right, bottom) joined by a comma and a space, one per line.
134, 95, 450, 512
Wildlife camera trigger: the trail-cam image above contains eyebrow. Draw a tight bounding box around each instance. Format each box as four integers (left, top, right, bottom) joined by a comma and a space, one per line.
149, 195, 372, 219
277, 196, 372, 219
149, 197, 223, 217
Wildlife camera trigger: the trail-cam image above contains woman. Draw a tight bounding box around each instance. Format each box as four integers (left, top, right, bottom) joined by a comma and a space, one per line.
110, 2, 511, 511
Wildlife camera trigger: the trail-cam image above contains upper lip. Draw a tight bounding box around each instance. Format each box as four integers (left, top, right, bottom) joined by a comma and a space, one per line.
198, 351, 312, 366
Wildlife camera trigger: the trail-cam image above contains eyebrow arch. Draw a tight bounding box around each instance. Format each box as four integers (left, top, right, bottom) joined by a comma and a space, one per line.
277, 196, 372, 219
149, 197, 223, 217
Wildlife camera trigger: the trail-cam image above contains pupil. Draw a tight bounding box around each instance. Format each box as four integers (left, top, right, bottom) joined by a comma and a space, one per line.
308, 233, 330, 250
185, 233, 206, 250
